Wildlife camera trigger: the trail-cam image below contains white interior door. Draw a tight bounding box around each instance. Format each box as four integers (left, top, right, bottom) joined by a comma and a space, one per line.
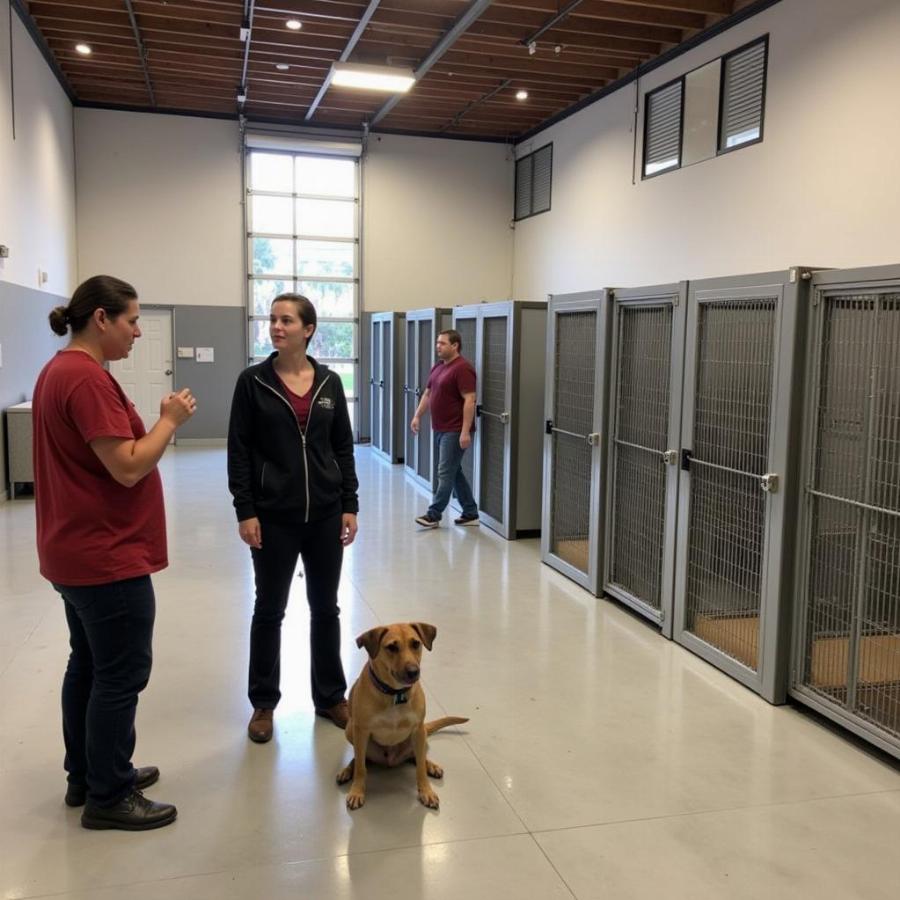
110, 309, 174, 436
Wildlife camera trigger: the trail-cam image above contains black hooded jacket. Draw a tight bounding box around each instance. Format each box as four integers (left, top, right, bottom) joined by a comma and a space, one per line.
227, 354, 359, 524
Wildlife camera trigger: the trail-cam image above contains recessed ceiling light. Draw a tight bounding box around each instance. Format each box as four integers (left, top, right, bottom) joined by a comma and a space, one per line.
516, 89, 528, 101
285, 19, 302, 30
75, 43, 92, 55
276, 63, 290, 71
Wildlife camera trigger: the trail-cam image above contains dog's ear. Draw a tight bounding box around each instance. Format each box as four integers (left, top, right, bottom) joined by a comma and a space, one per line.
356, 626, 388, 659
411, 622, 437, 651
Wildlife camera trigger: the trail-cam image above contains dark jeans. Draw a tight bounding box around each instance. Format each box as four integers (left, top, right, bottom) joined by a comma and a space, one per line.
427, 430, 478, 520
249, 513, 347, 710
54, 575, 155, 808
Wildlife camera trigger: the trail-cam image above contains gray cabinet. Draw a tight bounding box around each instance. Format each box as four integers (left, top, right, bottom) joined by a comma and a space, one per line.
403, 308, 452, 493
6, 401, 33, 498
369, 312, 405, 464
453, 301, 547, 539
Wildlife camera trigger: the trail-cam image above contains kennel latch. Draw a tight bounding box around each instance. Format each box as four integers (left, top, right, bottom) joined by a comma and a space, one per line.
760, 473, 779, 493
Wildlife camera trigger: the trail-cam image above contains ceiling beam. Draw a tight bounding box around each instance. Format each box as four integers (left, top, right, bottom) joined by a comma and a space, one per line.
442, 78, 511, 131
238, 0, 256, 111
521, 0, 586, 46
370, 0, 493, 127
306, 0, 382, 121
122, 0, 155, 105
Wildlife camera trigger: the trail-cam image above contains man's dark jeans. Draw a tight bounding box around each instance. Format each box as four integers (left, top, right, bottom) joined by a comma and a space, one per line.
427, 430, 478, 520
54, 575, 155, 807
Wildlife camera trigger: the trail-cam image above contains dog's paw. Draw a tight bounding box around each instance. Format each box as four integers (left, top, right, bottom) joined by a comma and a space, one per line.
346, 789, 366, 810
425, 759, 444, 779
336, 763, 354, 785
418, 786, 440, 809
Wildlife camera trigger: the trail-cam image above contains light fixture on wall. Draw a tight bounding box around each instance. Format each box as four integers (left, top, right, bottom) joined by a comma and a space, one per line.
75, 43, 92, 55
285, 19, 302, 30
516, 89, 528, 101
329, 62, 415, 93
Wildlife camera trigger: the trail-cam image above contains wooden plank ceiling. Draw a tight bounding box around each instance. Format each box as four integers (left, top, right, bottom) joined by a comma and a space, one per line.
22, 0, 746, 139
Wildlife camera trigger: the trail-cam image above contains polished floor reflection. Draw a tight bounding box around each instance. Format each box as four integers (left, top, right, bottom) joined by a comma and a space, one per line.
1, 447, 898, 899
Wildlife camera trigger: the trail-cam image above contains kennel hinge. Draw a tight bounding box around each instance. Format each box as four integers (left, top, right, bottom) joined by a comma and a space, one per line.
680, 448, 693, 471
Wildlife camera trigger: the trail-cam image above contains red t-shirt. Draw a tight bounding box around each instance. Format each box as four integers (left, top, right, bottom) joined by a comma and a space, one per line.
32, 351, 168, 586
277, 375, 311, 429
426, 356, 476, 432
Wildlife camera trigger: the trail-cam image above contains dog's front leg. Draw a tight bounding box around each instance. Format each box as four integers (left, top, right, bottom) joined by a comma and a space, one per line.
346, 725, 370, 810
413, 723, 439, 809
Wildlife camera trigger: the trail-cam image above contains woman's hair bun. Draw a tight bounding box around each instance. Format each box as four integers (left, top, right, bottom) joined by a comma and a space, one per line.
49, 306, 70, 336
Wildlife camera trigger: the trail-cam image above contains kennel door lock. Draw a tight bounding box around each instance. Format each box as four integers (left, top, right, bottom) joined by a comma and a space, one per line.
586, 432, 601, 446
760, 473, 779, 493
499, 411, 510, 425
662, 449, 678, 465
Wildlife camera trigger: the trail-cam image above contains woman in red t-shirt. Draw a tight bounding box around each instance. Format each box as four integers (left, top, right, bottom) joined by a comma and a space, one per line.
33, 275, 196, 831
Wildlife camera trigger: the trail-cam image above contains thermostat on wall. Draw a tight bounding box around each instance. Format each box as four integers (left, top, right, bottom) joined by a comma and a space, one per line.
195, 347, 215, 363
177, 347, 194, 358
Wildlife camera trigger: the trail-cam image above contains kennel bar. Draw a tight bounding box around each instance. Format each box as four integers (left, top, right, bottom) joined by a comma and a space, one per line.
369, 311, 405, 464
452, 301, 547, 539
602, 283, 688, 635
403, 308, 453, 493
790, 264, 900, 758
673, 269, 813, 703
540, 290, 613, 595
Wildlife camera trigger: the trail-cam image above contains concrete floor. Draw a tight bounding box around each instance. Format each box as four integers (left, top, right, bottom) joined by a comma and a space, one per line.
1, 446, 898, 899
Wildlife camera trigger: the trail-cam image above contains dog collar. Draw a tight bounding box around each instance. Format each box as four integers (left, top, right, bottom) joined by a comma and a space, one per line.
368, 664, 409, 705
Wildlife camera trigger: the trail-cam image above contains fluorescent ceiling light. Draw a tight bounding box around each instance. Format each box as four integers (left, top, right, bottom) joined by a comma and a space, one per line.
516, 90, 528, 100
330, 62, 415, 93
285, 19, 302, 30
75, 43, 92, 55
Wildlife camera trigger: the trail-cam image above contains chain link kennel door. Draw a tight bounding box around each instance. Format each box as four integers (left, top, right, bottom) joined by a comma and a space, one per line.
604, 285, 686, 634
792, 267, 900, 758
674, 271, 810, 702
541, 292, 611, 595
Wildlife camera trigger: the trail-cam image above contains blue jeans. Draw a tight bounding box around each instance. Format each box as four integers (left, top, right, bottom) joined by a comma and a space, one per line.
54, 576, 155, 807
428, 431, 478, 520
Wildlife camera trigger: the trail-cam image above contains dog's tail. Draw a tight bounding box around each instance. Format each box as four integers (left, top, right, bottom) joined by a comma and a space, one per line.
425, 716, 469, 735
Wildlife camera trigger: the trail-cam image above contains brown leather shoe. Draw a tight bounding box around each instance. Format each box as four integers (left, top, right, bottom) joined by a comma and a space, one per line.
315, 700, 349, 729
247, 708, 274, 743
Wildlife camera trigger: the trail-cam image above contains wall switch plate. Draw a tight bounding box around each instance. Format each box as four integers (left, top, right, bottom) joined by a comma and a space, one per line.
177, 347, 194, 358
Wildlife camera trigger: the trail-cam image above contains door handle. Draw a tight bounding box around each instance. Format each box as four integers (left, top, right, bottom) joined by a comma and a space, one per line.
164, 369, 173, 376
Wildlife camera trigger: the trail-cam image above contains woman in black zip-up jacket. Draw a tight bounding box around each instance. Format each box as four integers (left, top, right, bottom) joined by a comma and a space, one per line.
227, 293, 359, 744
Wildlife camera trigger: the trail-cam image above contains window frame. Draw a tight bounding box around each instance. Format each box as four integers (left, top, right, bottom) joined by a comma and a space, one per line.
642, 74, 686, 180
245, 148, 361, 435
514, 142, 553, 221
716, 35, 769, 157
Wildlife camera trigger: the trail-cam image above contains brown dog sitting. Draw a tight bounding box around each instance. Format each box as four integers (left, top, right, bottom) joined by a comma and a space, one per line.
337, 622, 468, 810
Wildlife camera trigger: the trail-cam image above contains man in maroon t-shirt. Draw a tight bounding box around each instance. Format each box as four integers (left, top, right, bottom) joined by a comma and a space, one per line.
410, 329, 479, 528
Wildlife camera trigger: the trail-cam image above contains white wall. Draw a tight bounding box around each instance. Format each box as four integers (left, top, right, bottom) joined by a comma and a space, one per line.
362, 133, 514, 311
512, 0, 900, 299
74, 109, 245, 307
74, 112, 516, 312
0, 11, 76, 295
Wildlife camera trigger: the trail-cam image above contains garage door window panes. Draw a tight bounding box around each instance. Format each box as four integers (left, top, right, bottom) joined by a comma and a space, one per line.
247, 150, 359, 430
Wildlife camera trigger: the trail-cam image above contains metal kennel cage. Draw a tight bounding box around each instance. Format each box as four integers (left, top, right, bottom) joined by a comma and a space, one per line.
452, 301, 547, 539
673, 269, 813, 703
791, 265, 900, 758
603, 284, 687, 635
369, 311, 405, 464
403, 308, 452, 494
540, 290, 613, 595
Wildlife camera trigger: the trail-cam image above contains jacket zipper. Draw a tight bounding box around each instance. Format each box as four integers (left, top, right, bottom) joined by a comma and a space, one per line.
254, 372, 331, 523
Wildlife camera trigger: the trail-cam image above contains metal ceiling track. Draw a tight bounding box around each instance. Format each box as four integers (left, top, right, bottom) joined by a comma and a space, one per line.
123, 0, 155, 107
369, 0, 494, 127
306, 0, 382, 121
